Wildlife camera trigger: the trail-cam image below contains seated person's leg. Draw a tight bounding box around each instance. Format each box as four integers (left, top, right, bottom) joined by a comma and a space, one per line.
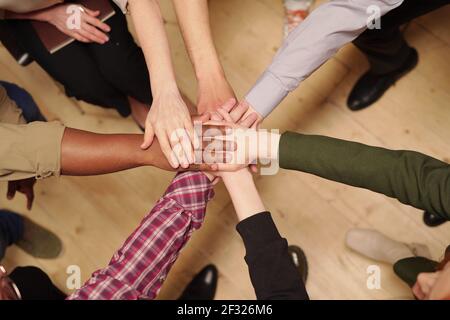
0, 209, 61, 260
87, 2, 152, 107
0, 81, 45, 122
0, 210, 23, 261
6, 21, 131, 117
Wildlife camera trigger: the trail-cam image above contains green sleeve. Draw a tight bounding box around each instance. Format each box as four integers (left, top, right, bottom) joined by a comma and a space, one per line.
279, 131, 450, 220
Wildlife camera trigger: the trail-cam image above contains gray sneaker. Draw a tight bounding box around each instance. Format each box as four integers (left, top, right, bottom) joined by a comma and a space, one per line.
16, 217, 62, 259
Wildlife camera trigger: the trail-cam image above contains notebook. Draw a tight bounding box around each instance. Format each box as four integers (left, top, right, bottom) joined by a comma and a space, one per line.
32, 0, 115, 54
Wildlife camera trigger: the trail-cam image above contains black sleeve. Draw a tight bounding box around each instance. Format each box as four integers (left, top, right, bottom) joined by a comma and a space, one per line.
236, 212, 309, 300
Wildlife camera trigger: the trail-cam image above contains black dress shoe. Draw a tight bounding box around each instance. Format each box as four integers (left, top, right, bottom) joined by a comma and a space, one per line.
423, 211, 447, 227
178, 264, 218, 300
288, 245, 308, 284
347, 48, 418, 111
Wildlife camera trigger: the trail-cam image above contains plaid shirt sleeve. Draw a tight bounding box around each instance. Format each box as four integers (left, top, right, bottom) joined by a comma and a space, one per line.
67, 172, 214, 300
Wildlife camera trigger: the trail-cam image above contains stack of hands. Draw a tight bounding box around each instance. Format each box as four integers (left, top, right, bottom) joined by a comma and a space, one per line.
143, 98, 279, 176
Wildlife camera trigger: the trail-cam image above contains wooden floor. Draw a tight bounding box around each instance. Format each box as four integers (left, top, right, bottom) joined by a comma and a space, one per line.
1, 1, 449, 299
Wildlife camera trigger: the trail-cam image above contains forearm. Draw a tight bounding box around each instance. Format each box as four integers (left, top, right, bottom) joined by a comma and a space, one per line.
68, 172, 213, 300
172, 0, 224, 80
128, 0, 178, 95
61, 128, 172, 175
279, 132, 450, 219
222, 170, 265, 221
223, 170, 308, 299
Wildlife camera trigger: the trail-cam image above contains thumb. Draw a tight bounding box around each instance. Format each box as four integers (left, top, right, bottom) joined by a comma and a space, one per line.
141, 124, 155, 149
219, 98, 237, 112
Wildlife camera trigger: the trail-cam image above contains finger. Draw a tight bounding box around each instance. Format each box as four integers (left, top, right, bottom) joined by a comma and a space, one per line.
180, 163, 217, 172
72, 32, 90, 43
7, 182, 17, 200
184, 120, 198, 153
217, 108, 234, 123
250, 164, 258, 173
210, 112, 223, 121
219, 98, 236, 112
84, 14, 111, 33
141, 124, 155, 149
82, 22, 109, 43
176, 129, 193, 168
161, 130, 179, 168
229, 102, 250, 123
25, 188, 35, 210
202, 125, 228, 138
239, 112, 259, 128
79, 26, 105, 44
202, 150, 229, 165
83, 7, 100, 17
251, 118, 261, 129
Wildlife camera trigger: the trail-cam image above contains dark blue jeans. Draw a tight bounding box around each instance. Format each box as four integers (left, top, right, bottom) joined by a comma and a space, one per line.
0, 81, 44, 260
0, 81, 45, 122
0, 210, 23, 260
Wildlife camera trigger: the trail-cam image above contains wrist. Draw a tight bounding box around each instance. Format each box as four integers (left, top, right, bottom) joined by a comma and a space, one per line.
255, 131, 281, 161
222, 170, 266, 221
152, 84, 181, 100
33, 7, 54, 22
196, 62, 226, 84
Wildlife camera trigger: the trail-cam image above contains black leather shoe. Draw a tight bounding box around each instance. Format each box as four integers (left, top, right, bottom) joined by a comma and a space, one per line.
178, 264, 218, 300
288, 245, 308, 284
423, 211, 447, 227
347, 48, 418, 111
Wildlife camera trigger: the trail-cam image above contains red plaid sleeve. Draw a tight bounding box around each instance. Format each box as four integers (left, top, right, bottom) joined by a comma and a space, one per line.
67, 172, 214, 300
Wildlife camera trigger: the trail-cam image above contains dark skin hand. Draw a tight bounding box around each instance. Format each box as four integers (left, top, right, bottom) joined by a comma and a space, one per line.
7, 178, 36, 210
60, 128, 234, 175
6, 116, 236, 209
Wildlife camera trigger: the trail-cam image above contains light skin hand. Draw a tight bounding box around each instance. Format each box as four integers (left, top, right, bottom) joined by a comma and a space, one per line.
412, 262, 450, 300
204, 99, 265, 173
129, 0, 195, 169
213, 168, 265, 221
141, 89, 196, 169
41, 4, 110, 44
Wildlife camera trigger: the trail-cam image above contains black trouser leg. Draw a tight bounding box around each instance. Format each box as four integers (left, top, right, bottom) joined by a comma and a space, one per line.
7, 18, 135, 116
88, 1, 152, 106
354, 0, 450, 74
354, 27, 411, 75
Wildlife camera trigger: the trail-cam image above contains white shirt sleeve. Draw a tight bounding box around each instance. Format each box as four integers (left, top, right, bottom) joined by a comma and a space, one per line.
245, 0, 404, 117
